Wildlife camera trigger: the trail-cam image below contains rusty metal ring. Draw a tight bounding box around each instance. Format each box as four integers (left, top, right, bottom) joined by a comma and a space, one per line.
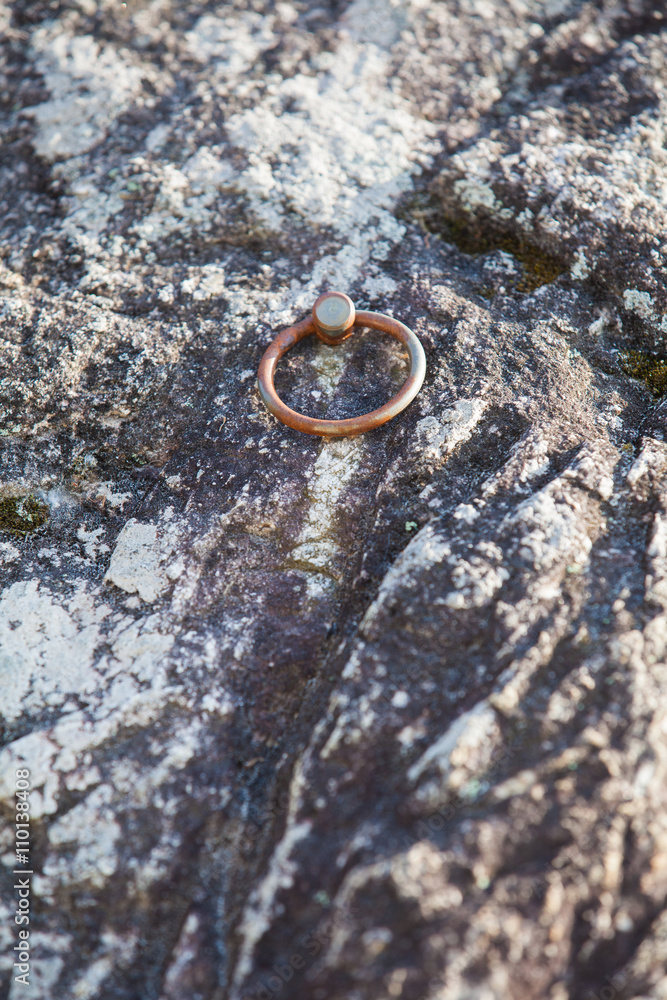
257, 292, 426, 437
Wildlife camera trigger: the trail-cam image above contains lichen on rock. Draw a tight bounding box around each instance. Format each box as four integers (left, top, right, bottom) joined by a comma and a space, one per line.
1, 2, 667, 999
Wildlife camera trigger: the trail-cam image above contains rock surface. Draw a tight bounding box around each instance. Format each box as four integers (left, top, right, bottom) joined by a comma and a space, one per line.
1, 2, 667, 998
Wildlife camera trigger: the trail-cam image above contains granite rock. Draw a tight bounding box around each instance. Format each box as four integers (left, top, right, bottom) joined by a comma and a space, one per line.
1, 2, 667, 999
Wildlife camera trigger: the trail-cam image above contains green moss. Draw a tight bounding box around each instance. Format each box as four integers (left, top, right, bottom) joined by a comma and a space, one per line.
0, 495, 49, 534
398, 193, 566, 293
619, 350, 667, 397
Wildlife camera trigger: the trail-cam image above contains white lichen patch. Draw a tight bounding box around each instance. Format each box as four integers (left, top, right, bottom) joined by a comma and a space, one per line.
183, 10, 276, 78
2, 931, 71, 999
289, 437, 365, 594
94, 482, 134, 511
108, 718, 202, 810
509, 488, 593, 576
77, 525, 110, 560
645, 512, 667, 610
342, 0, 408, 48
27, 26, 159, 160
453, 175, 507, 216
0, 650, 189, 828
44, 783, 122, 889
310, 340, 350, 398
452, 503, 479, 524
106, 614, 175, 684
105, 519, 171, 603
131, 149, 236, 245
180, 262, 227, 301
57, 171, 127, 262
570, 248, 591, 280
0, 539, 20, 563
0, 730, 61, 818
227, 39, 434, 231
623, 288, 659, 323
0, 580, 110, 722
21, 3, 440, 335
224, 36, 437, 312
414, 398, 487, 467
438, 540, 509, 611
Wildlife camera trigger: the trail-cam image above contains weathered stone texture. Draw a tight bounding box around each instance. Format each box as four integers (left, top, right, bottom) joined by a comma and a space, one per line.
1, 2, 667, 999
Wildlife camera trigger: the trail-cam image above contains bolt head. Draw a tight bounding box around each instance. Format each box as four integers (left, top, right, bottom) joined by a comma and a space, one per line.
312, 292, 355, 340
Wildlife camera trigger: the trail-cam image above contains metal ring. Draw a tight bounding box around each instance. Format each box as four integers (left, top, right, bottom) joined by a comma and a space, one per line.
257, 293, 426, 437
